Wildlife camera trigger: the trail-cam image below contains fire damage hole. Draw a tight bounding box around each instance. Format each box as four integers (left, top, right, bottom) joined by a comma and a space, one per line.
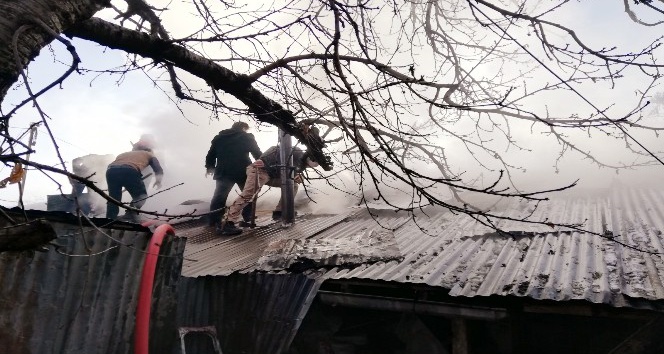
257, 229, 403, 271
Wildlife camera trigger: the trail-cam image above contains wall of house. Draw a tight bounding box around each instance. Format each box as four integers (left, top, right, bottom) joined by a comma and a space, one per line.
288, 301, 452, 354
288, 296, 659, 354
175, 273, 321, 354
0, 214, 185, 354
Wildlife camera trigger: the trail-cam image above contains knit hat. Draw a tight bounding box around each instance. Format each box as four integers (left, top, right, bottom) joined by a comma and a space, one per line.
133, 134, 156, 151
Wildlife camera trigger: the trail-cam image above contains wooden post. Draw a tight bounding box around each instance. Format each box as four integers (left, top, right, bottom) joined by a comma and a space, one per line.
452, 318, 469, 354
17, 123, 39, 208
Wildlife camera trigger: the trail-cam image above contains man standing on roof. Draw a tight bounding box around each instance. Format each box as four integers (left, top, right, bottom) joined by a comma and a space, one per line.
205, 121, 262, 229
105, 134, 163, 222
220, 145, 320, 235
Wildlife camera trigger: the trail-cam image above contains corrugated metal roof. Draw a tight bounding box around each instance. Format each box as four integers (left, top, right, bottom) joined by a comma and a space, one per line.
256, 228, 403, 271
178, 212, 352, 277
176, 187, 664, 308
0, 210, 186, 353
177, 273, 320, 354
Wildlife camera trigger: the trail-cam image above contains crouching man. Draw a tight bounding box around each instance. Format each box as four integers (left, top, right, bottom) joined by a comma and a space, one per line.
220, 145, 319, 235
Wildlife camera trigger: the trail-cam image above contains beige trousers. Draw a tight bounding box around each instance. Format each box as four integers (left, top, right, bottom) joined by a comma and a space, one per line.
226, 163, 299, 222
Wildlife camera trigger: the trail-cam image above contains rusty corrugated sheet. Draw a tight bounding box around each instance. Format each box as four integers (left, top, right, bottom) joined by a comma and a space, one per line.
176, 272, 320, 354
178, 212, 352, 277
0, 211, 186, 354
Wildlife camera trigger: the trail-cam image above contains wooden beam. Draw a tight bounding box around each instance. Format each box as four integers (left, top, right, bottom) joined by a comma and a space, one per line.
523, 303, 654, 320
452, 318, 468, 354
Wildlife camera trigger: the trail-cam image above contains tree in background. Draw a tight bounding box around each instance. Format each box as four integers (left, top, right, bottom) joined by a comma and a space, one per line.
1, 0, 663, 230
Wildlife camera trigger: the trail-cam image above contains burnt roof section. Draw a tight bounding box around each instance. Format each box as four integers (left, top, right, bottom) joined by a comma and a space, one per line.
256, 228, 402, 271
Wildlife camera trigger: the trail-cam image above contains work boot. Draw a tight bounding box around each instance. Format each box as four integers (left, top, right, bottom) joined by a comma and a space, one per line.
241, 202, 253, 223
239, 220, 255, 228
272, 210, 297, 220
220, 221, 242, 236
119, 211, 141, 223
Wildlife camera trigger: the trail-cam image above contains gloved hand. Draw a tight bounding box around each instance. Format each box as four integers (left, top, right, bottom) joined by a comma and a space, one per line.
153, 175, 163, 189
324, 154, 333, 168
205, 168, 214, 177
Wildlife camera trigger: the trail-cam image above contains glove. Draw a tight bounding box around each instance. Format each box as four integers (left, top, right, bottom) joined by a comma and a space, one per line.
205, 168, 214, 177
153, 175, 163, 189
324, 154, 333, 167
322, 154, 333, 171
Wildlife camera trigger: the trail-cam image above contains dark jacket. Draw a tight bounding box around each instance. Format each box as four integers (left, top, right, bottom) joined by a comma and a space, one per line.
205, 128, 262, 179
260, 146, 308, 179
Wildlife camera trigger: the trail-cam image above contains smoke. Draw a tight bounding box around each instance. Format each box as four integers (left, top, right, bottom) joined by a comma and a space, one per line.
70, 154, 116, 215
133, 110, 358, 219
6, 1, 664, 216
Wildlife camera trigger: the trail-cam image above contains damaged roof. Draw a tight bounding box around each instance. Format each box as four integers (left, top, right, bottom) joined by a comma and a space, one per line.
175, 187, 664, 309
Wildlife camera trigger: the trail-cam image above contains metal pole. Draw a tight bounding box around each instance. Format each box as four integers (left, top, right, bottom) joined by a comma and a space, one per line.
278, 129, 295, 224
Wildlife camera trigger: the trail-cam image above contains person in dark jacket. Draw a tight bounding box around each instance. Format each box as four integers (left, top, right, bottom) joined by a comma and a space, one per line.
205, 122, 262, 227
106, 135, 163, 222
220, 145, 320, 235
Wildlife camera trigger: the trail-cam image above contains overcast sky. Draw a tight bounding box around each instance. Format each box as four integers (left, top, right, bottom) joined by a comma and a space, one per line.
1, 0, 663, 216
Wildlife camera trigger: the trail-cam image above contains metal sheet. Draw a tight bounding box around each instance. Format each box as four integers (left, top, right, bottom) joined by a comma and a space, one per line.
175, 188, 664, 309
0, 209, 186, 354
257, 228, 402, 271
178, 212, 353, 277
176, 273, 320, 354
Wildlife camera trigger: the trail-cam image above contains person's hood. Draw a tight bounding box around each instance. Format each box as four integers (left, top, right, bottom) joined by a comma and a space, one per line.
213, 128, 244, 140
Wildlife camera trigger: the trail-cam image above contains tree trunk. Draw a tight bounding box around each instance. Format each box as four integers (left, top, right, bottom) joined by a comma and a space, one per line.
0, 0, 105, 100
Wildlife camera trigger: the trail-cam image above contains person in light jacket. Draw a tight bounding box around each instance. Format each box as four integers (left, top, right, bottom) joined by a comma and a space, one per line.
220, 145, 320, 235
105, 135, 163, 222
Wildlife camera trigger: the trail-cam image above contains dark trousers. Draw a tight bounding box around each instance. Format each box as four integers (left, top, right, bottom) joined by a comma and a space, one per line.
209, 176, 252, 225
69, 181, 91, 215
106, 166, 147, 219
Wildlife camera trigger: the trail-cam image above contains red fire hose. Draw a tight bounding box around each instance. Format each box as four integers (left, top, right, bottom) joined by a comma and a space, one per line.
135, 222, 175, 354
